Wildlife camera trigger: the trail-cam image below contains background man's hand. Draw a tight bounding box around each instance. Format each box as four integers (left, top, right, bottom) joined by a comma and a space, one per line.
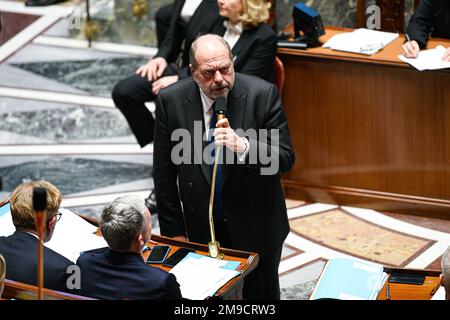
402, 40, 420, 58
136, 57, 168, 81
152, 75, 179, 95
214, 118, 247, 153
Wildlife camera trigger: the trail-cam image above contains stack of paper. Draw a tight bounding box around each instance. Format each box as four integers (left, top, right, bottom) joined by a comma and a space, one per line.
310, 258, 388, 300
169, 253, 241, 300
399, 45, 450, 71
0, 204, 107, 262
323, 28, 399, 55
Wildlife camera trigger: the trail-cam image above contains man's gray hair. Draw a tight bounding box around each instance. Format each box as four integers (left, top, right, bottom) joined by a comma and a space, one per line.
100, 195, 147, 252
189, 34, 233, 68
442, 246, 450, 292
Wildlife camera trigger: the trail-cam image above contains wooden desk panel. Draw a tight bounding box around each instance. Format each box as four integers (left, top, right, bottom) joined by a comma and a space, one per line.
279, 28, 450, 218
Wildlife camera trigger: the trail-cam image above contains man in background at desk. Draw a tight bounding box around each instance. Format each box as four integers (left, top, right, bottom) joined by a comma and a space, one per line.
0, 180, 75, 293
76, 195, 182, 300
402, 0, 450, 61
439, 246, 450, 300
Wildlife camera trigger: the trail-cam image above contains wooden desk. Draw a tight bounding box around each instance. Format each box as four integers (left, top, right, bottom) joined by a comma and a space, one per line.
144, 235, 259, 300
83, 212, 259, 300
377, 268, 441, 300
278, 27, 450, 218
2, 279, 94, 300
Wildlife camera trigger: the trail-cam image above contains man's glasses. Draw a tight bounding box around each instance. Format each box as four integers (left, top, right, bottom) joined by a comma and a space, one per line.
56, 211, 62, 222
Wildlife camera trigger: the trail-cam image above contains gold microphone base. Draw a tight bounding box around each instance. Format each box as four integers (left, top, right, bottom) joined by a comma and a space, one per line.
208, 241, 224, 259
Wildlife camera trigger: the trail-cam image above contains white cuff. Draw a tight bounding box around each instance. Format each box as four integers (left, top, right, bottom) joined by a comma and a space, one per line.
237, 137, 249, 162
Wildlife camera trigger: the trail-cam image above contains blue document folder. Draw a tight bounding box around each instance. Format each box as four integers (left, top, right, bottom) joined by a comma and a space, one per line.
310, 258, 388, 300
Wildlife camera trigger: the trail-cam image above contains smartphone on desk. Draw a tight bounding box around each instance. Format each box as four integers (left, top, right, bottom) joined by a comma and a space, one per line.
388, 272, 425, 285
146, 245, 170, 264
163, 247, 195, 267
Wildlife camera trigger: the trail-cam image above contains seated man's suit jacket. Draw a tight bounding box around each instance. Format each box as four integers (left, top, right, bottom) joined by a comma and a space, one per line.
0, 231, 74, 292
76, 248, 182, 300
407, 0, 450, 48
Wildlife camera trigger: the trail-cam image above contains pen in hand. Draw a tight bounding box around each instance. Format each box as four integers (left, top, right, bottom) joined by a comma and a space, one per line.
404, 34, 419, 58
405, 34, 412, 44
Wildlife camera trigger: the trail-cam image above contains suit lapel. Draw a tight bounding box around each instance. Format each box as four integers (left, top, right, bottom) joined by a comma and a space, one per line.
184, 84, 211, 186
231, 29, 252, 61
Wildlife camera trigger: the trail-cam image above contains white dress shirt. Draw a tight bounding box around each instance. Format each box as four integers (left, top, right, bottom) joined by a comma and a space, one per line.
199, 89, 249, 161
180, 0, 203, 23
222, 20, 243, 50
25, 231, 39, 239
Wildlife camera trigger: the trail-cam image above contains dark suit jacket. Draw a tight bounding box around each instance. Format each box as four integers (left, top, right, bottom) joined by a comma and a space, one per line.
407, 0, 450, 48
155, 0, 277, 83
210, 18, 277, 84
155, 0, 220, 66
0, 231, 74, 292
154, 73, 295, 253
76, 248, 182, 300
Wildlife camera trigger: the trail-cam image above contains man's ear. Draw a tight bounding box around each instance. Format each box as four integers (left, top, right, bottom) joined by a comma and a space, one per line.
189, 64, 194, 74
47, 215, 57, 230
45, 215, 57, 240
137, 233, 145, 247
440, 274, 445, 286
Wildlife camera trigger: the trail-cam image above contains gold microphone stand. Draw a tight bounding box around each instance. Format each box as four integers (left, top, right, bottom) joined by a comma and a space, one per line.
208, 113, 224, 259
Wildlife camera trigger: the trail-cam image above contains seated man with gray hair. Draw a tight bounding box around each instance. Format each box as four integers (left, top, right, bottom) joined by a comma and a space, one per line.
441, 246, 450, 300
76, 195, 181, 300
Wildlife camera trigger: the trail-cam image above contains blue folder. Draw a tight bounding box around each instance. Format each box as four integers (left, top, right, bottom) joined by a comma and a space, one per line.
310, 258, 387, 300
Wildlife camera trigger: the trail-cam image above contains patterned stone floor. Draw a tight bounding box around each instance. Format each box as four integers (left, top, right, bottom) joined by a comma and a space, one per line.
0, 1, 448, 301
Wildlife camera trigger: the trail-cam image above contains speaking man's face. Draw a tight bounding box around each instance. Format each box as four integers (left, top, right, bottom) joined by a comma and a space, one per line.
191, 43, 235, 99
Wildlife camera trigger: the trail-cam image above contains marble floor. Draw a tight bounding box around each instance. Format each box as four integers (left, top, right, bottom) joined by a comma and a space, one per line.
0, 1, 449, 301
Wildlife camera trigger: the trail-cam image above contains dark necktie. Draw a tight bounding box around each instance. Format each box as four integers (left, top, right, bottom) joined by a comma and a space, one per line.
209, 107, 225, 221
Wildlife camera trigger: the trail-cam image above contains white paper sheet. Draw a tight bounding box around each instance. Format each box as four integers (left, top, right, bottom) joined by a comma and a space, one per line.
323, 28, 399, 55
169, 255, 240, 300
431, 286, 446, 300
399, 45, 450, 71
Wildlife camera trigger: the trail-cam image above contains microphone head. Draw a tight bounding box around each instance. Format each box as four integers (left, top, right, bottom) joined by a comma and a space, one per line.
214, 96, 227, 115
33, 187, 47, 211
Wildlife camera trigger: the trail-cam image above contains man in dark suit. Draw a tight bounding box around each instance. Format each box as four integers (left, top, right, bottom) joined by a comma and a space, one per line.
114, 0, 277, 214
76, 195, 181, 300
0, 180, 74, 293
113, 0, 220, 148
155, 3, 175, 48
154, 34, 295, 299
112, 0, 277, 148
402, 0, 450, 60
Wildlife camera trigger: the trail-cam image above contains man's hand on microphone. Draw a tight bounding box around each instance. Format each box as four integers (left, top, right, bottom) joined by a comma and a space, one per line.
214, 118, 247, 153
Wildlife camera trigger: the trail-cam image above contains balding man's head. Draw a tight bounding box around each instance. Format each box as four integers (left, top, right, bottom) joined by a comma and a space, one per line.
190, 34, 232, 68
189, 34, 235, 99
